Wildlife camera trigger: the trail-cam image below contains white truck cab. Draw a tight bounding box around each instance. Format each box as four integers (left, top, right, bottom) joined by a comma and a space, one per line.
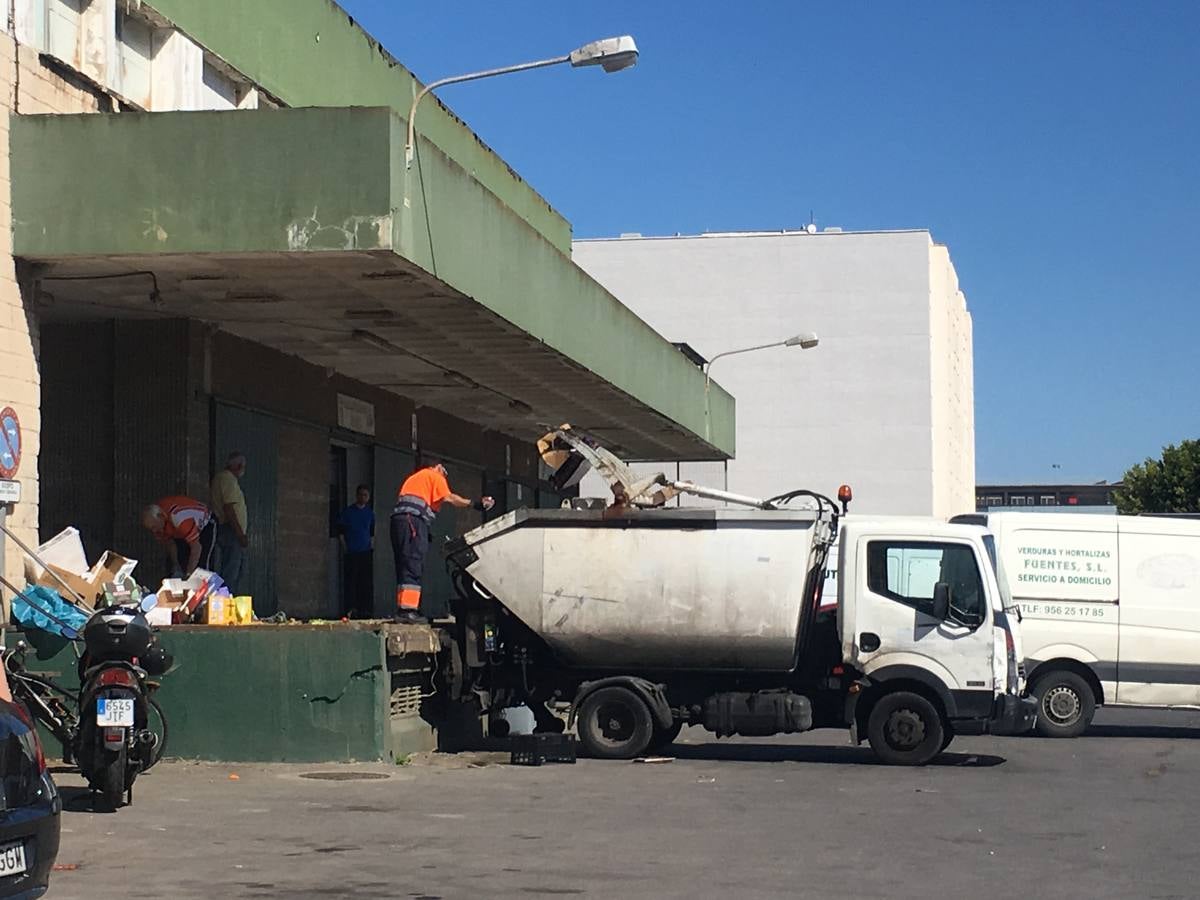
836, 517, 1031, 746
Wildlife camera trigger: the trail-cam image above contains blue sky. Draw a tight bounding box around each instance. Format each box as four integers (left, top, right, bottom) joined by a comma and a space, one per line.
340, 1, 1199, 484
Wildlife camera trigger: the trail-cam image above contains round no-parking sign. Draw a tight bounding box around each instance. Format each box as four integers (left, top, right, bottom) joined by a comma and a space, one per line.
0, 407, 21, 479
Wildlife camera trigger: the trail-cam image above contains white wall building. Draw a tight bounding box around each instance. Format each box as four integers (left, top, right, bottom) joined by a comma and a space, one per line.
572, 229, 975, 518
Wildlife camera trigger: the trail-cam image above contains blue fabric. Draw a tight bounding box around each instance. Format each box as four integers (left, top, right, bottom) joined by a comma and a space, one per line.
12, 585, 88, 639
339, 504, 375, 554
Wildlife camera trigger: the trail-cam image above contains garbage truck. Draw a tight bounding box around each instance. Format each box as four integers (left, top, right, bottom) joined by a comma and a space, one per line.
441, 429, 1036, 765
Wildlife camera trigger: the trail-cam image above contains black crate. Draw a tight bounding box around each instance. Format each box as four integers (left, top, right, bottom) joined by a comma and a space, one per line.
509, 733, 577, 766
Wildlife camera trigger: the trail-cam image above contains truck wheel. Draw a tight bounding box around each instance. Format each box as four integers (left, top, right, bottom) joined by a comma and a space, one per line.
577, 687, 654, 760
648, 720, 684, 752
866, 691, 945, 766
940, 728, 954, 753
1032, 671, 1095, 738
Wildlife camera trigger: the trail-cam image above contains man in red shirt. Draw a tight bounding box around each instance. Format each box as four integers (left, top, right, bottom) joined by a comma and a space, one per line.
141, 496, 217, 578
391, 459, 493, 623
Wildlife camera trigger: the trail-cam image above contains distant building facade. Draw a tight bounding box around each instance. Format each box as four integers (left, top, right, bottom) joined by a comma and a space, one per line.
574, 228, 975, 517
975, 482, 1121, 511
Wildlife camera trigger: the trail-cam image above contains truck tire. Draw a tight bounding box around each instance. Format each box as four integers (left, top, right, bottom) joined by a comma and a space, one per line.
1031, 670, 1095, 738
940, 728, 954, 753
648, 720, 684, 752
577, 686, 654, 760
866, 691, 945, 766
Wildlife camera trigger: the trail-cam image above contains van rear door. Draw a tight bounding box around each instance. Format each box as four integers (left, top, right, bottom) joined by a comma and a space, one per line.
1116, 517, 1200, 707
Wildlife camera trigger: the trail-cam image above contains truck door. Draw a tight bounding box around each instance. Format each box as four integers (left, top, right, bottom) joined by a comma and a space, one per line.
850, 537, 995, 703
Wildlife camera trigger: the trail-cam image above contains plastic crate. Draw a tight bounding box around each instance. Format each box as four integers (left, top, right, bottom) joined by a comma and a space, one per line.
509, 733, 577, 766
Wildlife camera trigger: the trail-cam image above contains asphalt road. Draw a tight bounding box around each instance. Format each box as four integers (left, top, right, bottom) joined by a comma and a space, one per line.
46, 708, 1200, 900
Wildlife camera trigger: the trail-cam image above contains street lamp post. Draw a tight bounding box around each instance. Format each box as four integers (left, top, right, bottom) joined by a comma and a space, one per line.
703, 331, 820, 449
404, 35, 639, 169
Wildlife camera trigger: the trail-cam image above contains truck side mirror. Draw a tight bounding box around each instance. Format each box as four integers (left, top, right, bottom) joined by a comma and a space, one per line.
932, 582, 951, 621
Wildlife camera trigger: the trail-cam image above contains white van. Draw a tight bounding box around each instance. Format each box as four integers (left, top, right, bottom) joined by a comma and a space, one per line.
956, 511, 1200, 737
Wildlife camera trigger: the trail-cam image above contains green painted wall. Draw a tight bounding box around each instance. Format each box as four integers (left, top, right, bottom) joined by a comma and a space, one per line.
11, 108, 394, 255
12, 108, 736, 455
22, 626, 400, 763
143, 0, 571, 255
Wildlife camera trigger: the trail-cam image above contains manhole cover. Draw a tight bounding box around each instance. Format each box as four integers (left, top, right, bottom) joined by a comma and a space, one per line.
299, 772, 391, 782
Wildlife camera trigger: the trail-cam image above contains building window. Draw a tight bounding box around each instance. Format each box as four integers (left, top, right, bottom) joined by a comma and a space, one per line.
46, 0, 84, 65
1011, 496, 1026, 506
1040, 495, 1056, 506
15, 0, 49, 52
115, 7, 154, 107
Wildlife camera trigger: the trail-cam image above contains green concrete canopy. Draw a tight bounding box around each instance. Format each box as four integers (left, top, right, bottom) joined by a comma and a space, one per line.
12, 107, 734, 459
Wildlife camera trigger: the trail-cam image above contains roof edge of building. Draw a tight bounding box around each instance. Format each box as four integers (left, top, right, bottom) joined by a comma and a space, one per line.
574, 228, 932, 243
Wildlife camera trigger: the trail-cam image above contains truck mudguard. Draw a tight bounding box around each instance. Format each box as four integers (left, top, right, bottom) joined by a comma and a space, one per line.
569, 677, 674, 731
865, 665, 958, 717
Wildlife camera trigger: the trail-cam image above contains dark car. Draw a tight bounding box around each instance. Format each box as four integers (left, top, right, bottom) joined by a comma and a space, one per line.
0, 697, 61, 899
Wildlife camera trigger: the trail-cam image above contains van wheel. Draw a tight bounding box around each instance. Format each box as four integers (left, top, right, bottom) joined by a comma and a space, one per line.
577, 687, 654, 760
866, 691, 945, 766
1032, 671, 1095, 738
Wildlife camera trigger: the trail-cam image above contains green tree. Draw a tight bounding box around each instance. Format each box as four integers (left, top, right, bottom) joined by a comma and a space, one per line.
1114, 439, 1200, 514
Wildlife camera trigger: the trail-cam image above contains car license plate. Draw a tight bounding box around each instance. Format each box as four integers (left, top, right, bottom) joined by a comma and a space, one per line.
96, 698, 134, 727
0, 841, 26, 876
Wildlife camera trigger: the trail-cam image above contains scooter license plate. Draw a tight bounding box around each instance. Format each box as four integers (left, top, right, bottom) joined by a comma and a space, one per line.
96, 698, 135, 727
0, 840, 27, 876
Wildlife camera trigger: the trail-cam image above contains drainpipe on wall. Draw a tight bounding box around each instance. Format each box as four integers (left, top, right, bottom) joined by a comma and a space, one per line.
8, 0, 19, 115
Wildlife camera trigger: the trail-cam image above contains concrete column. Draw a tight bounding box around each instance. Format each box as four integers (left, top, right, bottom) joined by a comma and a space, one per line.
149, 28, 202, 111
0, 30, 103, 585
80, 0, 116, 88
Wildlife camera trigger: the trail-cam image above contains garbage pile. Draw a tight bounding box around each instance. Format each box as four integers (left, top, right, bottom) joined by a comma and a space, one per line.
26, 527, 254, 626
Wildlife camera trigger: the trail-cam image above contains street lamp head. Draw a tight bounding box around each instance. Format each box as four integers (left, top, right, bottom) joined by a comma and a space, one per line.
569, 36, 639, 73
784, 332, 820, 350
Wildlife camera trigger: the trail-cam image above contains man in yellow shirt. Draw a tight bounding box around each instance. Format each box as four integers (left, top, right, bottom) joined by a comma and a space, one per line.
210, 451, 249, 594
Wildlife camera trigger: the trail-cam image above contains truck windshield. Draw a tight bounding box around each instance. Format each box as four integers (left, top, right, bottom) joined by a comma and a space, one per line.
982, 534, 1020, 618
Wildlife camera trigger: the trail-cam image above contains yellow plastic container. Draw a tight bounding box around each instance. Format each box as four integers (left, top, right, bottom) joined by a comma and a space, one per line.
232, 596, 254, 625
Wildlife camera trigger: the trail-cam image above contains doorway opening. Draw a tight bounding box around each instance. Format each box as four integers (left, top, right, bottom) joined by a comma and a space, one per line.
329, 441, 374, 617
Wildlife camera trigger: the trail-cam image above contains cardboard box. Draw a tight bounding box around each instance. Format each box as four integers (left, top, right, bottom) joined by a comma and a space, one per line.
31, 548, 139, 609
146, 606, 174, 628
93, 552, 137, 588
201, 595, 234, 626
35, 564, 96, 606
28, 527, 89, 579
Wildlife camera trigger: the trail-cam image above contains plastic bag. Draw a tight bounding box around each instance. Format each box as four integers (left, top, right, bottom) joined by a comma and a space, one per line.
12, 584, 89, 640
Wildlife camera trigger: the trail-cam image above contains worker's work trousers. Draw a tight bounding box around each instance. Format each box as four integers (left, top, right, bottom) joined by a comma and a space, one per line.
391, 513, 430, 611
174, 520, 217, 578
343, 550, 374, 618
216, 524, 245, 595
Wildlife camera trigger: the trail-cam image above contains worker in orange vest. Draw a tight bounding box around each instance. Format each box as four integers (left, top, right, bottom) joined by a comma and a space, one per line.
141, 496, 217, 578
391, 459, 494, 623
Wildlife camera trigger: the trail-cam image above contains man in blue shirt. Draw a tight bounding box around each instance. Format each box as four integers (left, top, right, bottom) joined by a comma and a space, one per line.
338, 484, 376, 618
